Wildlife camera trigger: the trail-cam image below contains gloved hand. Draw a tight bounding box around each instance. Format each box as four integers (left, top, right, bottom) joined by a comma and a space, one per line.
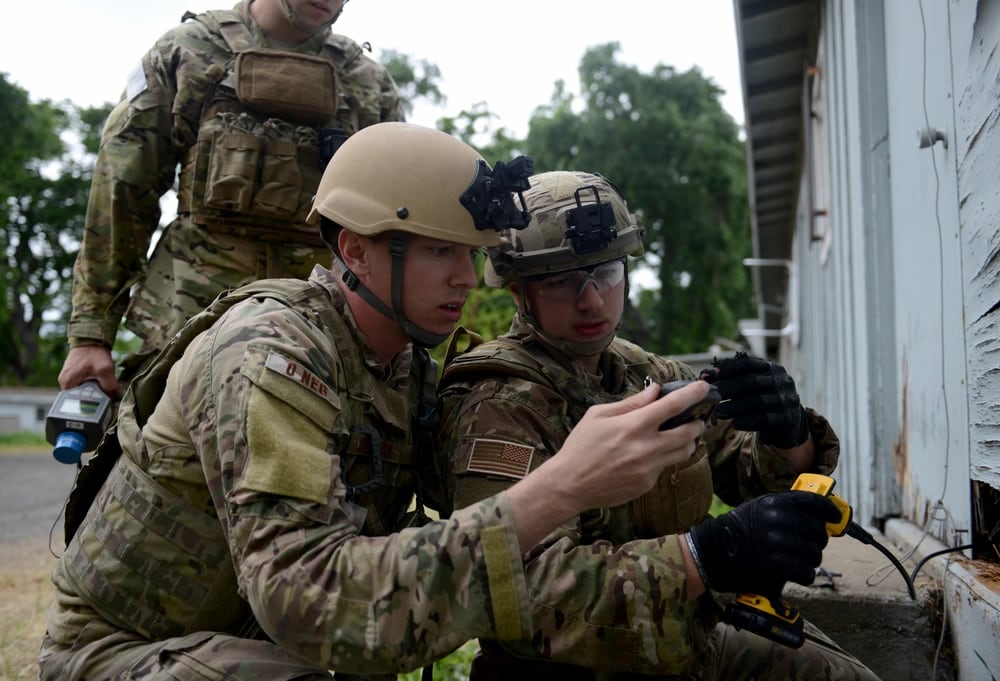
686, 490, 841, 594
700, 352, 809, 448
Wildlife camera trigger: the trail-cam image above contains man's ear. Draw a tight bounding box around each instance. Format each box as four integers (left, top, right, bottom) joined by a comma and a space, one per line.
508, 281, 522, 306
338, 230, 372, 275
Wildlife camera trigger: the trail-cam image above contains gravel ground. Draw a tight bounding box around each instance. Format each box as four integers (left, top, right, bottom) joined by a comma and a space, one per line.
0, 451, 78, 546
0, 451, 73, 681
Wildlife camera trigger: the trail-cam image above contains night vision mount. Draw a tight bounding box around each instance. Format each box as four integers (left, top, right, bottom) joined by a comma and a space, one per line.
460, 155, 534, 231
564, 185, 618, 255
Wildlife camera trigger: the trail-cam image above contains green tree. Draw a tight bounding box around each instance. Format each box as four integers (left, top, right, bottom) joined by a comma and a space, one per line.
438, 102, 526, 163
523, 43, 753, 354
379, 49, 447, 118
0, 73, 110, 385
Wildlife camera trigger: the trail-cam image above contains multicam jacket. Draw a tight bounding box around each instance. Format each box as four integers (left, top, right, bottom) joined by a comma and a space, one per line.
68, 0, 404, 357
437, 316, 841, 677
47, 267, 531, 675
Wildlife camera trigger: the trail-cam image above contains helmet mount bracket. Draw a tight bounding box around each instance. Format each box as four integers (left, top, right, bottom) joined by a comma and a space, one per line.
565, 185, 618, 255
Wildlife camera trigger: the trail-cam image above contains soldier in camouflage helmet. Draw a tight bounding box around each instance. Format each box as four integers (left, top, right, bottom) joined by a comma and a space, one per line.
437, 170, 882, 679
58, 0, 406, 399
38, 124, 716, 681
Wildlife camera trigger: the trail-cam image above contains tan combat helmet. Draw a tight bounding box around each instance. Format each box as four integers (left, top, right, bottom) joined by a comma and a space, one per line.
307, 121, 534, 346
308, 121, 532, 248
485, 170, 645, 288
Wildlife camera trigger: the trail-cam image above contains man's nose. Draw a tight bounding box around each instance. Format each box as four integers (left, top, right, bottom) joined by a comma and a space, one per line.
451, 253, 478, 288
575, 278, 604, 306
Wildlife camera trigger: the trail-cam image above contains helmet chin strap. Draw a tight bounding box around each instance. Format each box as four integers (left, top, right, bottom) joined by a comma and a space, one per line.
336, 234, 450, 349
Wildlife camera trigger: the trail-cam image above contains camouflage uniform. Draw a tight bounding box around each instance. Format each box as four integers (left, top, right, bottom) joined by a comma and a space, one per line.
39, 266, 533, 680
68, 0, 404, 381
438, 317, 880, 680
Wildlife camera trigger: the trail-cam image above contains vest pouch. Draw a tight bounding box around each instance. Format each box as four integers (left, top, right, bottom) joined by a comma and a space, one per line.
235, 48, 338, 125
251, 137, 301, 218
629, 446, 713, 538
203, 130, 261, 212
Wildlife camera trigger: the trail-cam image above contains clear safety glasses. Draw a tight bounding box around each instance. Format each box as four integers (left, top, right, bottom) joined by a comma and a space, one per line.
530, 259, 626, 300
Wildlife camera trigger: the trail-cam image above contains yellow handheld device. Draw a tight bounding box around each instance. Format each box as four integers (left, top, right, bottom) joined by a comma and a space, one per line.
725, 473, 850, 649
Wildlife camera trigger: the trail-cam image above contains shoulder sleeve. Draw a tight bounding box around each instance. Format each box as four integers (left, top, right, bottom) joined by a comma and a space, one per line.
68, 26, 209, 345
439, 376, 570, 511
326, 34, 405, 127
705, 408, 841, 506
177, 298, 532, 673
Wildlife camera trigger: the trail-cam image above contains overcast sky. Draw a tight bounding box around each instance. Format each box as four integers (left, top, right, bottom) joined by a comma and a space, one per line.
0, 1, 745, 136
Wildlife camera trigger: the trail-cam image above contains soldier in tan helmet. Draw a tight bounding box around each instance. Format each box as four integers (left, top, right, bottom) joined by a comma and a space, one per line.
38, 124, 715, 680
438, 170, 882, 680
58, 0, 403, 400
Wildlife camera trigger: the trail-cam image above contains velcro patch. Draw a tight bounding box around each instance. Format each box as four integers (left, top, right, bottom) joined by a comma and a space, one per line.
126, 61, 147, 102
466, 438, 534, 480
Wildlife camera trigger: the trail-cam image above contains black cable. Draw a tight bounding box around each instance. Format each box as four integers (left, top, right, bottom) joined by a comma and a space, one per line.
846, 522, 917, 600
909, 543, 974, 586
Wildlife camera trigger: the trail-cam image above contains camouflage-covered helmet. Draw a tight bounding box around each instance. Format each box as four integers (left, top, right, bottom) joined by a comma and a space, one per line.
484, 170, 644, 287
307, 122, 532, 249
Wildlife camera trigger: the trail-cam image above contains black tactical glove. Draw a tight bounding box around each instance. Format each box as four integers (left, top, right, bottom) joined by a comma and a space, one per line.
686, 491, 841, 594
700, 352, 809, 448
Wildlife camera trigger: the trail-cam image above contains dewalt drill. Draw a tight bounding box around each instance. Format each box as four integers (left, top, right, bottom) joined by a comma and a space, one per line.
725, 473, 916, 648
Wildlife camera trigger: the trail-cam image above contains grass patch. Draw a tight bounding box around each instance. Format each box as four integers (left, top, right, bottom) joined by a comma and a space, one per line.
0, 432, 49, 455
0, 538, 59, 681
0, 432, 47, 447
401, 640, 478, 680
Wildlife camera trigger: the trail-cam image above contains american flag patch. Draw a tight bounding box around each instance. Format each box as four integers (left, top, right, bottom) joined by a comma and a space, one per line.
466, 438, 534, 480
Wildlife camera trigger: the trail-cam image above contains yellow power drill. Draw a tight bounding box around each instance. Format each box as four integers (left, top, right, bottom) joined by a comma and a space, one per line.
724, 473, 915, 648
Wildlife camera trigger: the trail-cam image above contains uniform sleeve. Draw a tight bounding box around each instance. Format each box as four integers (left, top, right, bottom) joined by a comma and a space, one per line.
378, 63, 405, 123
643, 350, 844, 505
705, 408, 842, 507
438, 378, 710, 675
179, 307, 532, 674
68, 37, 186, 346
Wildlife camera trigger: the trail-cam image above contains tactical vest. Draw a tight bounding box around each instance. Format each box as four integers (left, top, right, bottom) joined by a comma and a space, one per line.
442, 328, 714, 540
174, 10, 369, 245
57, 278, 434, 641
443, 327, 674, 432
443, 331, 716, 681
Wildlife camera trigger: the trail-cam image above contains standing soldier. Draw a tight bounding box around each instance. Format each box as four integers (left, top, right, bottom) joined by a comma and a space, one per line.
58, 0, 404, 398
437, 170, 882, 679
38, 123, 713, 681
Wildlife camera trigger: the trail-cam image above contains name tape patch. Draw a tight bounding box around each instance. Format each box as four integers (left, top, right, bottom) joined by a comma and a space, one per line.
264, 352, 334, 404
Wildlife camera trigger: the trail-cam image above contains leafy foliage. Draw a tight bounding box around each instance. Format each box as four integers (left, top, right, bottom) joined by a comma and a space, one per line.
400, 641, 478, 681
438, 102, 527, 164
380, 49, 447, 118
523, 44, 753, 354
432, 45, 753, 358
0, 73, 112, 385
